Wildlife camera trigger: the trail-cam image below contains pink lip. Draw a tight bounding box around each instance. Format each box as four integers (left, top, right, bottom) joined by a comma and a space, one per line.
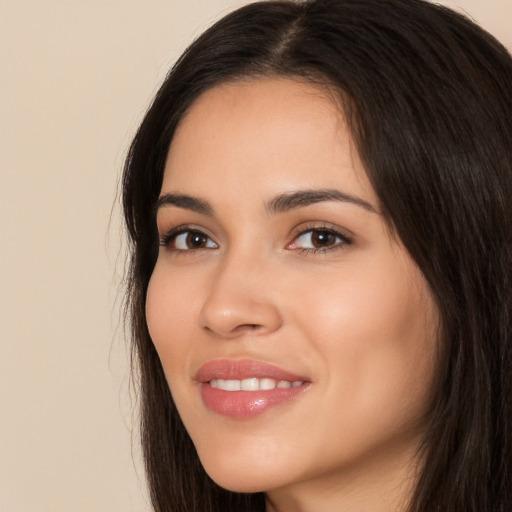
196, 359, 310, 419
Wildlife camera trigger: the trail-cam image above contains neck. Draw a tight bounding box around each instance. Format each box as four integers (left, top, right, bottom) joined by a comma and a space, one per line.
264, 441, 421, 512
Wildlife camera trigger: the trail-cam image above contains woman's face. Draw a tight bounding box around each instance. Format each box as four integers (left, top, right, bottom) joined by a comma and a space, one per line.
146, 78, 439, 505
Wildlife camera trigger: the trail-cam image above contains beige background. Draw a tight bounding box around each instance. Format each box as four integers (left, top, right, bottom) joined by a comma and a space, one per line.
1, 1, 510, 511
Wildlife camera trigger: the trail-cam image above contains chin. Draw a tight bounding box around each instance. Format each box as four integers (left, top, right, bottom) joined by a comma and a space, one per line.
197, 448, 290, 494
203, 465, 275, 494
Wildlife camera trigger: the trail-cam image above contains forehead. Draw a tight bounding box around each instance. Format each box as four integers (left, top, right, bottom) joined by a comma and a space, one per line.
162, 78, 376, 206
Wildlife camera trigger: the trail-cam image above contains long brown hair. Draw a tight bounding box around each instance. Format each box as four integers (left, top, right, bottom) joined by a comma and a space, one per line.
122, 1, 512, 510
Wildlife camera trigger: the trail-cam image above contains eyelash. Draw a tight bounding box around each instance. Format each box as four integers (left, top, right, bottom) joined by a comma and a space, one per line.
290, 223, 352, 254
159, 226, 217, 253
159, 224, 352, 254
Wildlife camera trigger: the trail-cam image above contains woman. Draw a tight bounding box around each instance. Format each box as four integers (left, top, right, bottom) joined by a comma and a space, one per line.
122, 0, 512, 510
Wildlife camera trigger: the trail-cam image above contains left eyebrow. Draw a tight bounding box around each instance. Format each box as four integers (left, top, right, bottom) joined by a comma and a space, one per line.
266, 189, 378, 214
154, 193, 214, 216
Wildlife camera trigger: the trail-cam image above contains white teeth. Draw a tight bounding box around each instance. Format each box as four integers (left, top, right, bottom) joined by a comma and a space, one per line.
210, 378, 303, 391
260, 378, 276, 390
241, 378, 259, 390
224, 379, 241, 391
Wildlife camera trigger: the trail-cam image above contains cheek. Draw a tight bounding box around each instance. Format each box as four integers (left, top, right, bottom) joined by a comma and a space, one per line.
288, 261, 426, 348
288, 256, 438, 420
145, 264, 199, 375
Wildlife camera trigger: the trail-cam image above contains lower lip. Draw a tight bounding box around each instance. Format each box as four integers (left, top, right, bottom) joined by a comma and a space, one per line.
201, 383, 308, 418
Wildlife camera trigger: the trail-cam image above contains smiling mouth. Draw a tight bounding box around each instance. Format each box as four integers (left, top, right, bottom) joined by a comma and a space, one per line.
196, 359, 310, 418
209, 378, 304, 391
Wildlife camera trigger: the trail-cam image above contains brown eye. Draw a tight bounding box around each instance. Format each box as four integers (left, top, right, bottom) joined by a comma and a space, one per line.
185, 232, 208, 248
310, 230, 338, 248
170, 230, 218, 250
291, 228, 351, 252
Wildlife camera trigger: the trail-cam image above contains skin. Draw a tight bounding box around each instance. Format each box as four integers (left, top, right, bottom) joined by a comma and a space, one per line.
146, 78, 439, 512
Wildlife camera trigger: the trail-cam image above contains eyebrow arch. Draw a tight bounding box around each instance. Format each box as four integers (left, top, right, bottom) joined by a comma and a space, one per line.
154, 193, 214, 216
266, 189, 378, 214
154, 188, 377, 217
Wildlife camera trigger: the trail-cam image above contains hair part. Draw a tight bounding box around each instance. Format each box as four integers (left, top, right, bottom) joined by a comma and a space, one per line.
122, 1, 512, 510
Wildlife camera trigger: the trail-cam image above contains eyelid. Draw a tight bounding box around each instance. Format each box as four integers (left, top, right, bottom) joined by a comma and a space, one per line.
286, 222, 353, 252
158, 221, 353, 253
159, 224, 218, 250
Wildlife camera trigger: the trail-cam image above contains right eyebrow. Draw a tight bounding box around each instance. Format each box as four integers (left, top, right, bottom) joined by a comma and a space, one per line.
154, 193, 214, 216
266, 188, 377, 215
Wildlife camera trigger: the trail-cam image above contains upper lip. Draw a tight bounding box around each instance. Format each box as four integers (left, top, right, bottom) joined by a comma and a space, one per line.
195, 359, 309, 383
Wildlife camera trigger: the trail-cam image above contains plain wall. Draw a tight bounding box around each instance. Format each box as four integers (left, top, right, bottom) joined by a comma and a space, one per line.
1, 1, 510, 511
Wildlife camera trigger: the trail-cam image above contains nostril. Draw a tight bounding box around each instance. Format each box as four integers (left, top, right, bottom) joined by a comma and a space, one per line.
202, 323, 262, 337
234, 323, 262, 333
199, 296, 282, 338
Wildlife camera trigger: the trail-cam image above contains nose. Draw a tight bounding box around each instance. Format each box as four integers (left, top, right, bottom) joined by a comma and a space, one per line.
198, 254, 282, 338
